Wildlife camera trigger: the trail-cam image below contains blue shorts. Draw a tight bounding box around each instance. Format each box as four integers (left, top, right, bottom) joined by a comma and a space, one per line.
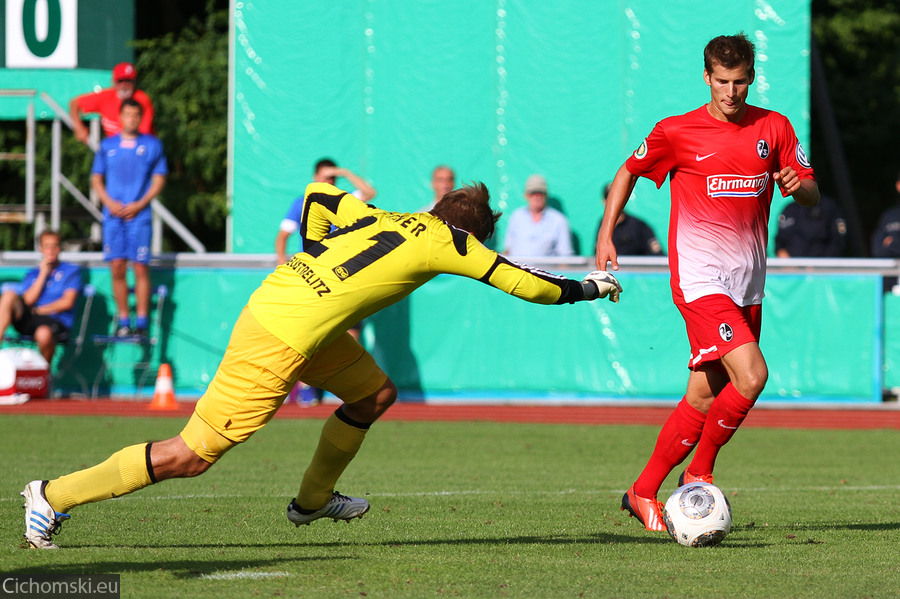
103, 217, 152, 263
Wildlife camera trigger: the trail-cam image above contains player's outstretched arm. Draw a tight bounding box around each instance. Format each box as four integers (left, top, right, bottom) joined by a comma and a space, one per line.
596, 165, 638, 270
582, 270, 622, 303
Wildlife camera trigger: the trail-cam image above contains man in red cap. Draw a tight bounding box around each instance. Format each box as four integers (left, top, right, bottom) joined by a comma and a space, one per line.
68, 62, 155, 144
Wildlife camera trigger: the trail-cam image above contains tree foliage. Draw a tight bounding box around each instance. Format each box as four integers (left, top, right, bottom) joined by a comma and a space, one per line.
811, 0, 900, 252
132, 4, 229, 251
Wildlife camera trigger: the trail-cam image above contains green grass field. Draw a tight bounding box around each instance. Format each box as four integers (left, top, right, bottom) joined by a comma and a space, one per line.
1, 414, 898, 598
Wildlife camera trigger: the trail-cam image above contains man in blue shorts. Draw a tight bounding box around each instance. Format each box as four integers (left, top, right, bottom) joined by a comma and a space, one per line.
0, 231, 83, 363
91, 98, 168, 337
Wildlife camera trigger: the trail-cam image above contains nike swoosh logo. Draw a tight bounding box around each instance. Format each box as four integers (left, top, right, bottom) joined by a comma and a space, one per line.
681, 439, 697, 447
695, 152, 717, 161
717, 419, 739, 430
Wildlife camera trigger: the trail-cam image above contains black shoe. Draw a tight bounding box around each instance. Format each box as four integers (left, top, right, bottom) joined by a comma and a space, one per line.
115, 325, 133, 337
133, 328, 148, 338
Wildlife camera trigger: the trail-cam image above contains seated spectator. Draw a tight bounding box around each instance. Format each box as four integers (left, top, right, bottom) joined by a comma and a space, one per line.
275, 158, 377, 264
0, 231, 83, 363
418, 165, 455, 213
69, 62, 154, 144
595, 182, 663, 256
871, 171, 900, 258
503, 174, 574, 258
775, 194, 847, 257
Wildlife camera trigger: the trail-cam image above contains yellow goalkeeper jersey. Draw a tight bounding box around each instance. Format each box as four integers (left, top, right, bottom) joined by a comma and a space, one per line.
248, 183, 587, 358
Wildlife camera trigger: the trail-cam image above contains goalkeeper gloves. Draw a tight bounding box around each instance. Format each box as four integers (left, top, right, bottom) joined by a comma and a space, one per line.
581, 270, 622, 303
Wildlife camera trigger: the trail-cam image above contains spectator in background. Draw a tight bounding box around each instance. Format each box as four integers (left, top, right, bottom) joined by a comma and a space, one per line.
775, 194, 847, 257
595, 182, 663, 256
69, 62, 154, 145
91, 99, 168, 338
275, 158, 376, 405
503, 174, 574, 258
871, 171, 900, 258
275, 158, 377, 265
0, 231, 83, 363
417, 165, 455, 213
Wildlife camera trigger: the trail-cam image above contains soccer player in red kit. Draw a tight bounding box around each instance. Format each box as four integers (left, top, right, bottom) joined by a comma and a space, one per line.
595, 33, 819, 531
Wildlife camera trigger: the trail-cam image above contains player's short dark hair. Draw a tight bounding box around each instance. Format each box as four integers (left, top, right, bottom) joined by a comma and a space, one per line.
429, 182, 501, 243
315, 158, 337, 173
120, 98, 143, 115
704, 33, 755, 80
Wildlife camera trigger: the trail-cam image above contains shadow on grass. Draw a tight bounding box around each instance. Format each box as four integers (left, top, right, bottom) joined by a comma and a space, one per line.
17, 530, 676, 554
2, 556, 348, 578
738, 521, 900, 533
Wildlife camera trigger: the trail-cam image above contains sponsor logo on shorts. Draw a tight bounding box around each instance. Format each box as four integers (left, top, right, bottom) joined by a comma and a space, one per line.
757, 139, 770, 159
796, 142, 811, 168
718, 323, 733, 342
633, 140, 648, 160
706, 172, 769, 198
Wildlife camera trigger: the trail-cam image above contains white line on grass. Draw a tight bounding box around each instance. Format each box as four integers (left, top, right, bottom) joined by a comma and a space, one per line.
199, 571, 290, 580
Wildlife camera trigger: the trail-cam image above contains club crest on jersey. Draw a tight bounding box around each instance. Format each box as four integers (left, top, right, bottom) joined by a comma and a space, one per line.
718, 323, 734, 342
633, 140, 648, 160
706, 172, 769, 198
796, 142, 811, 168
756, 139, 769, 159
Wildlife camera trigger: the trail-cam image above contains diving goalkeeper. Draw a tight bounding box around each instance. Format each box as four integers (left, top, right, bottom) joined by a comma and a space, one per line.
21, 181, 621, 548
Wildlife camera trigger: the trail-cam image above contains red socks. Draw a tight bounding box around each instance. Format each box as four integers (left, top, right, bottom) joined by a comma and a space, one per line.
633, 399, 706, 498
688, 383, 755, 477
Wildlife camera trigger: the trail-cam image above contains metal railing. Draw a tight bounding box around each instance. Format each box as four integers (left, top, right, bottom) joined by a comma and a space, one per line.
0, 89, 206, 253
0, 89, 36, 223
39, 92, 206, 253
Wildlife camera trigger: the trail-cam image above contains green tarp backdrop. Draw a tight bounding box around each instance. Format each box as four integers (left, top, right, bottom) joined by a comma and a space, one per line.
229, 0, 812, 256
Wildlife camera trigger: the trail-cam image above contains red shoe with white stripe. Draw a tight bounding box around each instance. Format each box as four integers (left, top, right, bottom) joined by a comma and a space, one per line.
621, 485, 666, 531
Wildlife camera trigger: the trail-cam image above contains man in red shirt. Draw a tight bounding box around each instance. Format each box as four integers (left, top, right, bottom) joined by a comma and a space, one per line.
68, 62, 154, 144
596, 33, 819, 531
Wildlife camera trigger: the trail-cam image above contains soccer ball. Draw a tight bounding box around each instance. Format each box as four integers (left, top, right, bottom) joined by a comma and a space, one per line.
663, 482, 732, 547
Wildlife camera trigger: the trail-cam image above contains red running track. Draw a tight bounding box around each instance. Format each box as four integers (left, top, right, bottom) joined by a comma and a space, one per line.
3, 399, 900, 429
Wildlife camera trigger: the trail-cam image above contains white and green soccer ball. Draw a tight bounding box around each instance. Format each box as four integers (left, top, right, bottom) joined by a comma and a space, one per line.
663, 482, 732, 547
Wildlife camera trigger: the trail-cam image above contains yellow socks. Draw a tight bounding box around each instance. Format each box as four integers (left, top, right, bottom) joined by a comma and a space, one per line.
45, 443, 155, 513
297, 410, 369, 510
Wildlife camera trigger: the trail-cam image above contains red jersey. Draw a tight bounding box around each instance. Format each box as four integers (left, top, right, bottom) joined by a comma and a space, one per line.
75, 88, 154, 137
625, 105, 815, 306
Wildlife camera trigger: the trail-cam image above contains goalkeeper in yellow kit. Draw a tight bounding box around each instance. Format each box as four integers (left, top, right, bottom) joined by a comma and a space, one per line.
21, 182, 622, 548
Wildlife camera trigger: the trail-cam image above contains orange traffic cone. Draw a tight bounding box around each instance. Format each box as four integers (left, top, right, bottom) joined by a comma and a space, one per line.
149, 363, 177, 410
